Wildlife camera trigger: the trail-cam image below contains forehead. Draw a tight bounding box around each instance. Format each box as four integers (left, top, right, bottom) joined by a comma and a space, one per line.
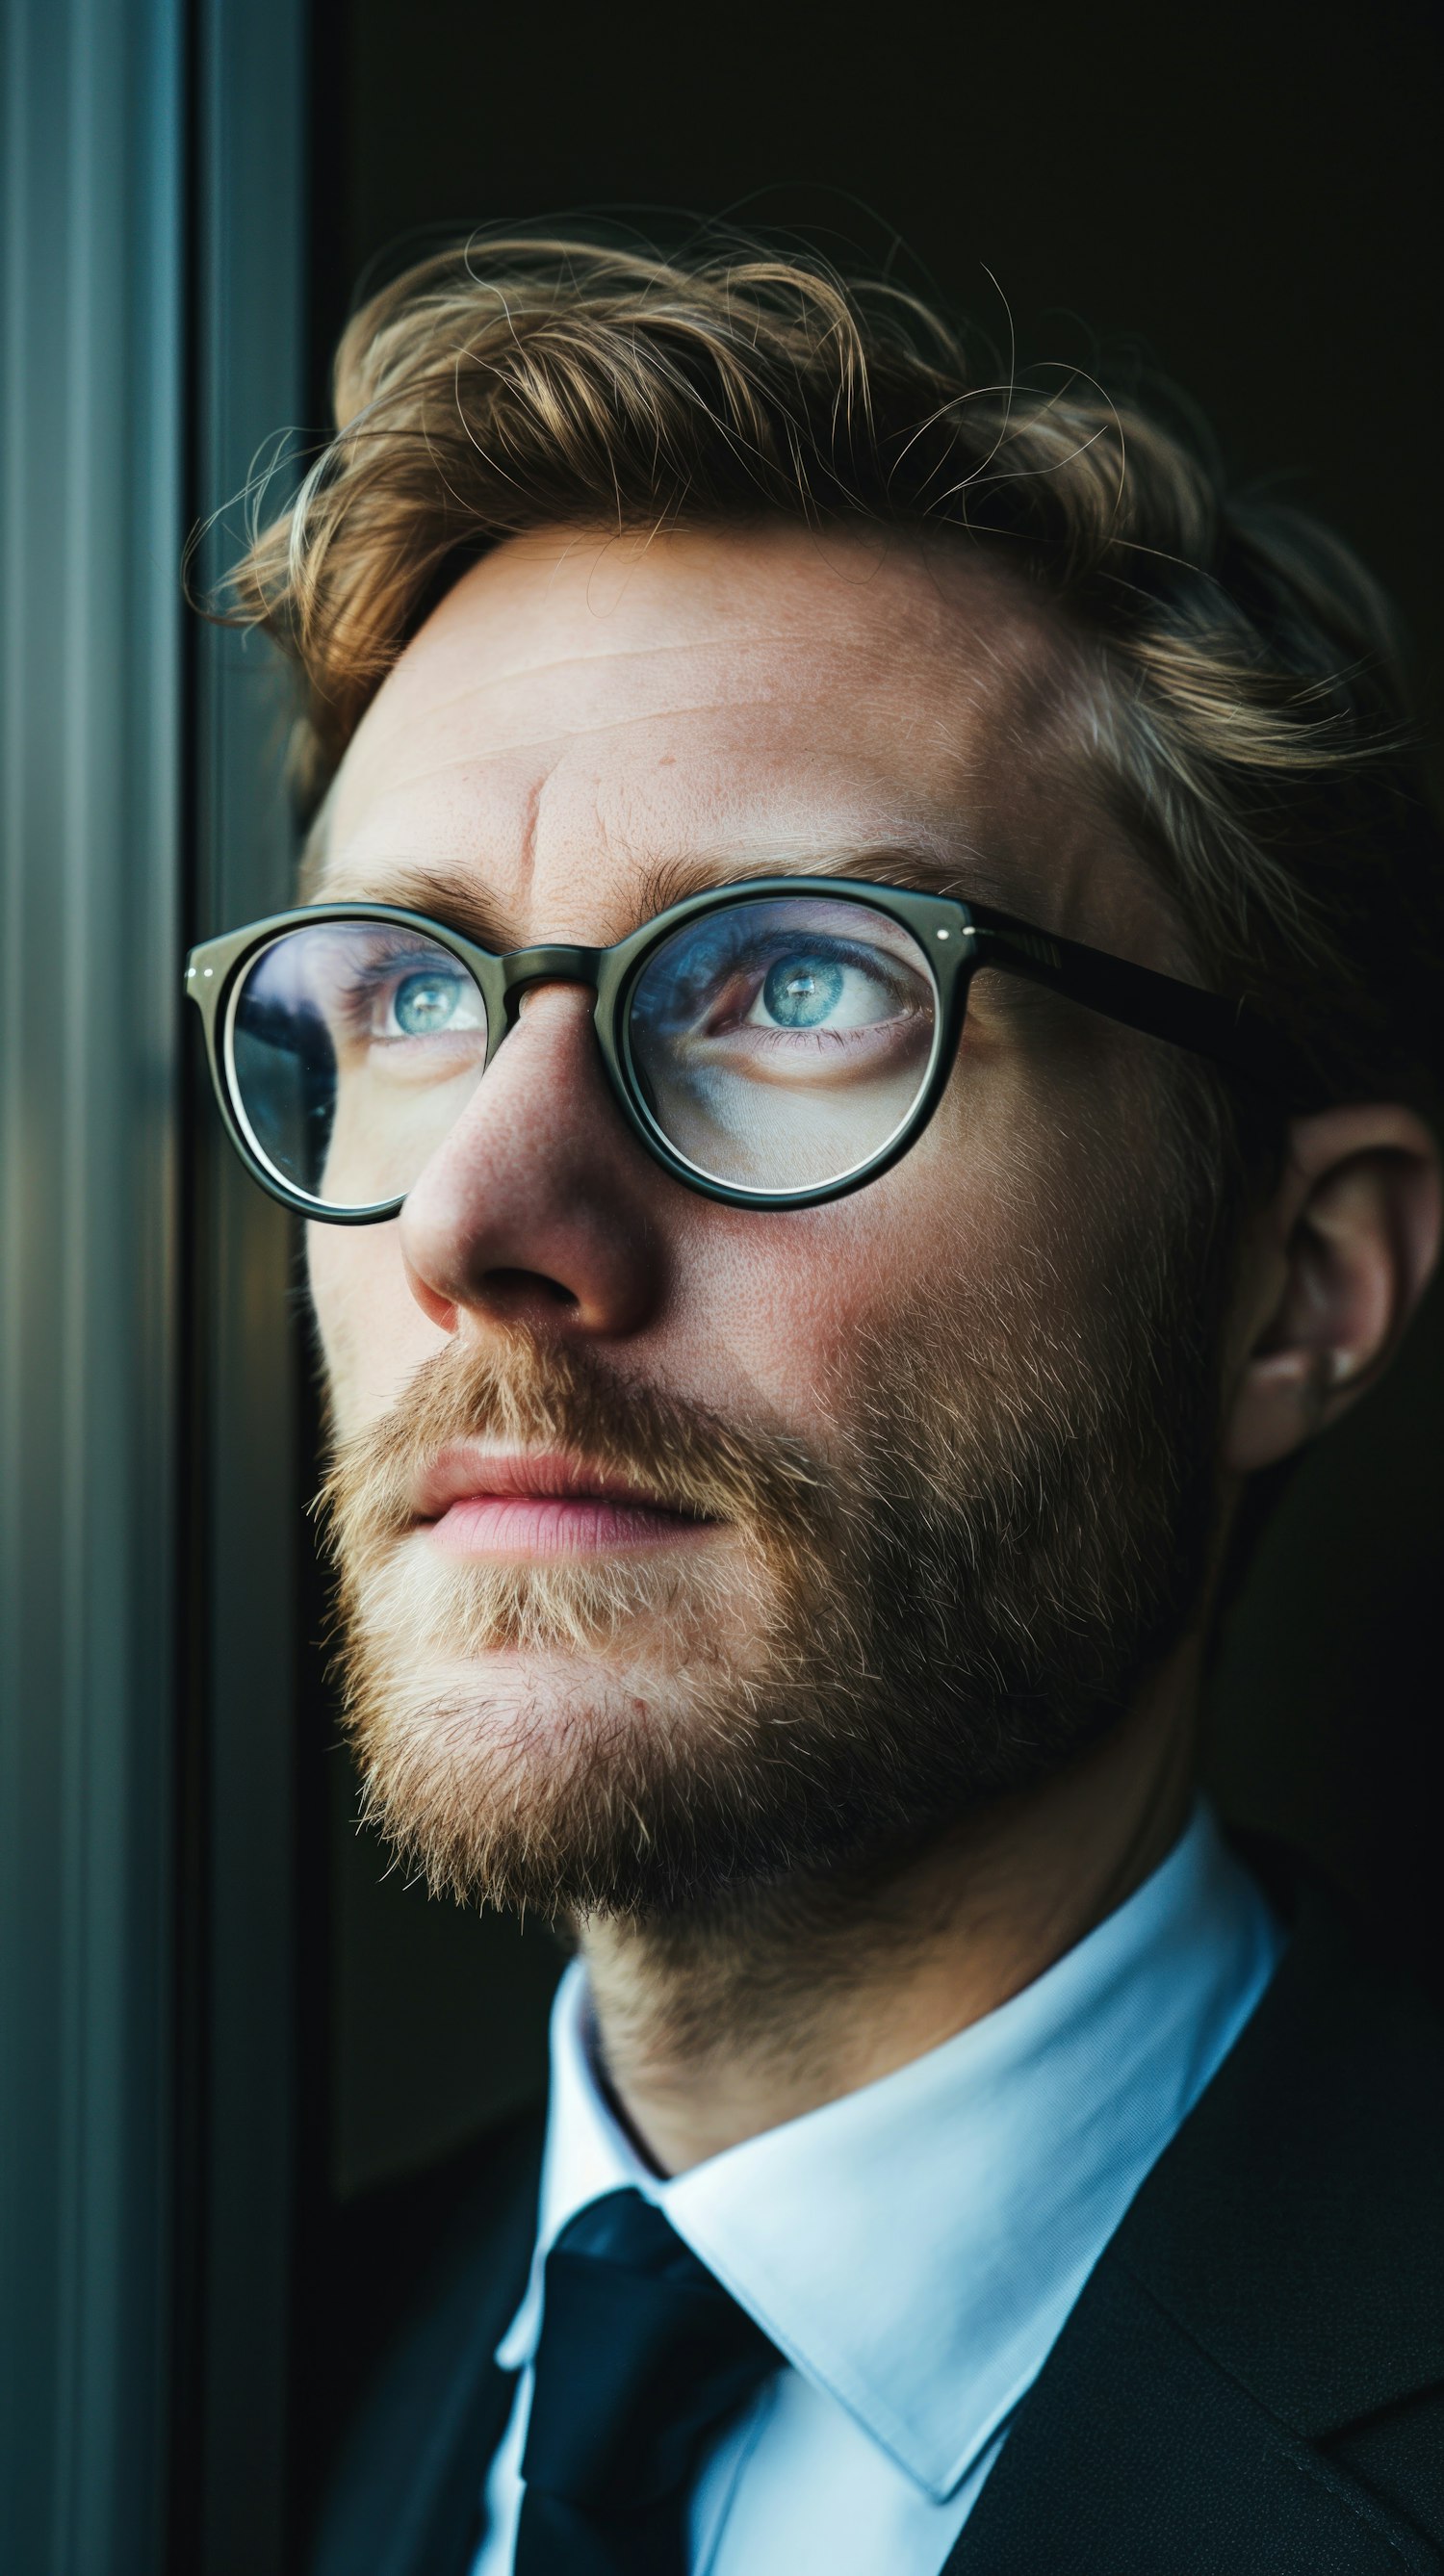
320, 521, 1143, 949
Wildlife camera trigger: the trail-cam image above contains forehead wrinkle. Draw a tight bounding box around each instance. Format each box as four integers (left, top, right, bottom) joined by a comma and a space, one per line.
387, 630, 863, 697
358, 631, 925, 765
341, 696, 817, 810
358, 650, 715, 746
348, 629, 968, 790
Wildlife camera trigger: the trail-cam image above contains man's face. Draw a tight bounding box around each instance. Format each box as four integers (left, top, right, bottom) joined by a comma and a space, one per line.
313, 523, 1224, 1918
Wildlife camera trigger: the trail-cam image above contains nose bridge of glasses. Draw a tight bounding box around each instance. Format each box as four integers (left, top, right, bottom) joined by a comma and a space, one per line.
498, 942, 605, 1029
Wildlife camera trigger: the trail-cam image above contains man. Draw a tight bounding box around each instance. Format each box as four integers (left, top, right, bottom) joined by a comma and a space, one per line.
191, 239, 1444, 2571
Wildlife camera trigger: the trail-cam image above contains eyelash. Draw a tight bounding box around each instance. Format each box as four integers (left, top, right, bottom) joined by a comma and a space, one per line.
709, 938, 919, 1018
333, 948, 461, 1028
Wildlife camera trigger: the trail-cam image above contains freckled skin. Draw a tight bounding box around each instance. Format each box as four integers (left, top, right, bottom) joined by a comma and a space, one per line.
310, 522, 1177, 1448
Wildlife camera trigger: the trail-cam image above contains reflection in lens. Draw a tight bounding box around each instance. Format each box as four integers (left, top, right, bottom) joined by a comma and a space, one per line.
626, 895, 940, 1192
226, 921, 489, 1208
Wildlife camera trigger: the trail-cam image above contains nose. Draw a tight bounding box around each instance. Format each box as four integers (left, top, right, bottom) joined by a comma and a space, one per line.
397, 982, 668, 1339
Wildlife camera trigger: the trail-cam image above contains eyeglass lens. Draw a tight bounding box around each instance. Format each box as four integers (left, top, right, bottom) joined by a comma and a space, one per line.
625, 896, 940, 1192
227, 922, 490, 1208
224, 895, 941, 1210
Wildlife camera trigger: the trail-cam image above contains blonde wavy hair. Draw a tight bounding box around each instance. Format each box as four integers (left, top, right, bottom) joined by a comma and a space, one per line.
221, 232, 1442, 1118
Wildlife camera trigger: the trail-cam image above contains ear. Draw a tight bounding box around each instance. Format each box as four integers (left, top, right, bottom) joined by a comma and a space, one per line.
1223, 1103, 1443, 1476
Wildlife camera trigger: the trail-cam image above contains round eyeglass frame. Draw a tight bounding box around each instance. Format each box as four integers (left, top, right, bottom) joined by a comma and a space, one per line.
184, 873, 1298, 1223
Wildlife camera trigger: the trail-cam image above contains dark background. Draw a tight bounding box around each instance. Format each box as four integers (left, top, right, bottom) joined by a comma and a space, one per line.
299, 0, 1444, 2206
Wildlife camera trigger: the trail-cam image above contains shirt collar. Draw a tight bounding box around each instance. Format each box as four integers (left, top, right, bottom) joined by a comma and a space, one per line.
497, 1802, 1280, 2502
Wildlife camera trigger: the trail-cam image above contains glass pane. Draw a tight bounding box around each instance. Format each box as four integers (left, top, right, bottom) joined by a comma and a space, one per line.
227, 922, 490, 1207
626, 894, 940, 1193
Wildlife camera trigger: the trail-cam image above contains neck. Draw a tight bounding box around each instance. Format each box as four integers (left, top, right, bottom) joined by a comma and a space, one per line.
578, 1658, 1199, 2175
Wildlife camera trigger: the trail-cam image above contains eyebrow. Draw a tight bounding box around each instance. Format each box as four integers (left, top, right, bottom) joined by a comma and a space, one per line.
326, 862, 515, 949
634, 844, 1020, 918
320, 841, 1024, 951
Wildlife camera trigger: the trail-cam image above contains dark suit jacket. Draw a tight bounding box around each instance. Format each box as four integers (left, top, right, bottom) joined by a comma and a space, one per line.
307, 1874, 1444, 2574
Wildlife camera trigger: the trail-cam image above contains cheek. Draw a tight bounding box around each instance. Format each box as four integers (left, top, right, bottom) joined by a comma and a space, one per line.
687, 1106, 1046, 1417
307, 1221, 443, 1431
742, 1042, 1120, 1403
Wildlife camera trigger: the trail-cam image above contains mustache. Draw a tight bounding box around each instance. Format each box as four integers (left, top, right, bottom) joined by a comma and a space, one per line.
316, 1333, 829, 1561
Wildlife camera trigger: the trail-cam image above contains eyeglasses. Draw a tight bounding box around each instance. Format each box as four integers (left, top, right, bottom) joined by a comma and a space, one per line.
185, 875, 1290, 1221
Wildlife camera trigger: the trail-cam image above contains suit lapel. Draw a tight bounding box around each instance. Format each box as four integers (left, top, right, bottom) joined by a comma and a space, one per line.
945, 1883, 1444, 2573
945, 2251, 1438, 2574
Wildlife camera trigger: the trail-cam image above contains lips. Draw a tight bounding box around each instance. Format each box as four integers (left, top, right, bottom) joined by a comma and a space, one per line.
415, 1446, 713, 1559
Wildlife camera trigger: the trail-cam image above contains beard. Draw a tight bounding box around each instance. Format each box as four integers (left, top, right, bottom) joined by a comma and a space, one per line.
319, 1152, 1227, 1927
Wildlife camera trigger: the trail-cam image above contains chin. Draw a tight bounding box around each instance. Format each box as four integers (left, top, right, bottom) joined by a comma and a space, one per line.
406, 1643, 700, 1746
338, 1634, 784, 1918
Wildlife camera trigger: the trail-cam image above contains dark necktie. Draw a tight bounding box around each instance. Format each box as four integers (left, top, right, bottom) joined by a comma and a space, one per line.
512, 2186, 781, 2576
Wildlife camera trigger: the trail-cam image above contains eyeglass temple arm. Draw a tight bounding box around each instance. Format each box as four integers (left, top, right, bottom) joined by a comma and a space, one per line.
965, 907, 1298, 1094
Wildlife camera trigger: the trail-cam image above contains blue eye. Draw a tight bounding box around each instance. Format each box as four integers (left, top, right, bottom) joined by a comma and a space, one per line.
393, 970, 462, 1035
762, 955, 845, 1027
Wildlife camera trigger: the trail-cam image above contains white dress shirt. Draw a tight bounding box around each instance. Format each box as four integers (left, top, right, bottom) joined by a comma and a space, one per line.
472, 1802, 1282, 2576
